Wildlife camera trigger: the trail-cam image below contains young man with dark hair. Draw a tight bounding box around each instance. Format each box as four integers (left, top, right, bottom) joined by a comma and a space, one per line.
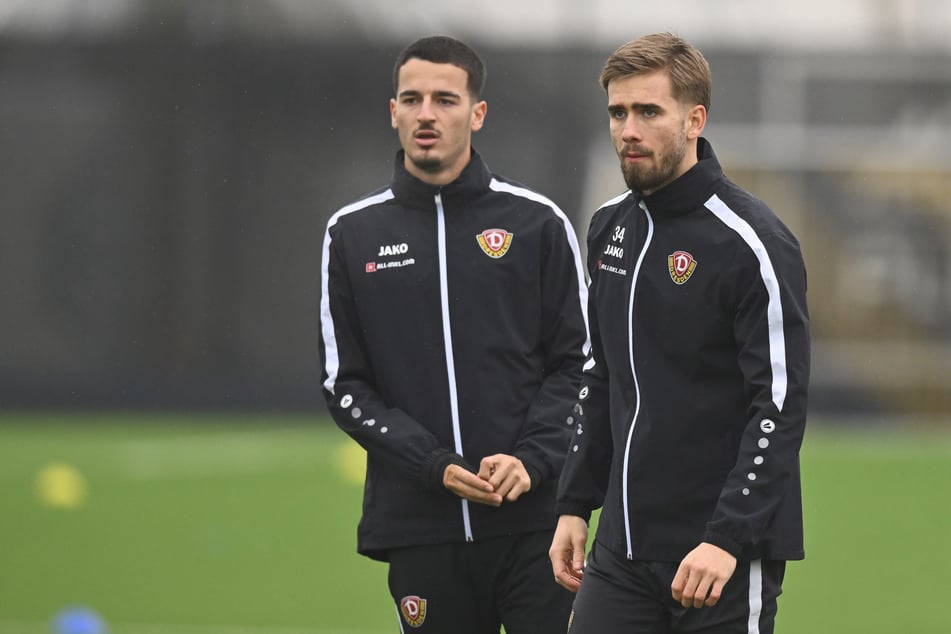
550, 32, 810, 633
319, 35, 587, 633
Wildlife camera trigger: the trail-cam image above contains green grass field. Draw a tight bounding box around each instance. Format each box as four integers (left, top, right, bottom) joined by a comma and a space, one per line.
1, 412, 949, 633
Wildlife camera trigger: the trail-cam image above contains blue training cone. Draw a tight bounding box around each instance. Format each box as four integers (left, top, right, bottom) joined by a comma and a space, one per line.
52, 607, 107, 634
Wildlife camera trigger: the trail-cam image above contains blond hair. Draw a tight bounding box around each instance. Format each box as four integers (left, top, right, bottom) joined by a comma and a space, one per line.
600, 33, 711, 110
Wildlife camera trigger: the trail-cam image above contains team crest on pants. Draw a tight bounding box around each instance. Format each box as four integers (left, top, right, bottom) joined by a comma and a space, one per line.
400, 595, 427, 628
668, 250, 698, 284
477, 229, 513, 258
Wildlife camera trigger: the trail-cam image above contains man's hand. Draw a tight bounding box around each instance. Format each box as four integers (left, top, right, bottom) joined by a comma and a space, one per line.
671, 542, 737, 608
549, 514, 588, 592
443, 464, 503, 506
477, 454, 532, 502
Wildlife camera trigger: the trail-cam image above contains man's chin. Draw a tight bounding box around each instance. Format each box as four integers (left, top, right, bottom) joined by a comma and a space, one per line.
409, 154, 443, 173
622, 165, 668, 194
622, 169, 649, 192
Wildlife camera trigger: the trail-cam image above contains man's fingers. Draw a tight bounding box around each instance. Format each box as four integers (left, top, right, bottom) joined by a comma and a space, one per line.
571, 535, 586, 575
452, 470, 502, 505
673, 565, 707, 608
705, 578, 726, 607
554, 568, 582, 592
673, 567, 710, 608
476, 459, 496, 481
691, 576, 710, 608
672, 543, 737, 608
571, 555, 585, 577
445, 464, 493, 491
549, 515, 588, 593
443, 464, 501, 506
448, 455, 531, 504
468, 490, 504, 506
478, 455, 531, 502
671, 564, 687, 602
480, 455, 512, 487
456, 484, 502, 506
550, 553, 583, 592
496, 470, 530, 502
552, 533, 586, 591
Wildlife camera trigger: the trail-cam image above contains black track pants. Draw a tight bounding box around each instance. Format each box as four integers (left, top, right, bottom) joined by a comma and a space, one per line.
568, 540, 786, 634
387, 530, 573, 633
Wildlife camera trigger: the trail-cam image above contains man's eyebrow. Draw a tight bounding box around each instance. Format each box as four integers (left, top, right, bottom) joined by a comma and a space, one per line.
397, 89, 462, 99
608, 101, 662, 110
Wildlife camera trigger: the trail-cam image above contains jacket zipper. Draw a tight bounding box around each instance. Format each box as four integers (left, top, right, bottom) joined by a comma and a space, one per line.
435, 192, 474, 542
622, 199, 654, 559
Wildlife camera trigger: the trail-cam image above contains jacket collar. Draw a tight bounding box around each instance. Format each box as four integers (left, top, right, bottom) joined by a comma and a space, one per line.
641, 137, 724, 218
390, 148, 492, 211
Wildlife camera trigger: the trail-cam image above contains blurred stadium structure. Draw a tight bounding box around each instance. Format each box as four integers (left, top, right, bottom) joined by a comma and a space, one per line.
1, 0, 949, 418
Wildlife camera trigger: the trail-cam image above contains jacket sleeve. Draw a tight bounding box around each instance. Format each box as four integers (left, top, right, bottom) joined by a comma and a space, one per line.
554, 213, 614, 521
319, 218, 473, 493
703, 230, 810, 556
512, 211, 590, 488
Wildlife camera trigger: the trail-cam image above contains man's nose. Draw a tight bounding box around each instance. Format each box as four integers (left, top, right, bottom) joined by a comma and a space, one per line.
622, 116, 642, 141
418, 97, 436, 121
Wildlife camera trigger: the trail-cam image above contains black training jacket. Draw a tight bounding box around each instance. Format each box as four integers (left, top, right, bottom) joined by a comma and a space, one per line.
556, 138, 810, 563
320, 150, 589, 561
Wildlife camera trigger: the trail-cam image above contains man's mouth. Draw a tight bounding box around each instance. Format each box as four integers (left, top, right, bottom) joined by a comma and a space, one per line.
415, 130, 439, 147
622, 147, 650, 161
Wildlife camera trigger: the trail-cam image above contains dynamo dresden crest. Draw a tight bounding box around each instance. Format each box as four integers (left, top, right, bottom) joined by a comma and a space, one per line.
668, 251, 697, 285
400, 595, 428, 628
477, 228, 513, 258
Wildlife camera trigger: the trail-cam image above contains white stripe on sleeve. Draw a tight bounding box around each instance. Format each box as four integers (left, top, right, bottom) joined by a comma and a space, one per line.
320, 190, 395, 395
703, 194, 788, 410
489, 178, 591, 357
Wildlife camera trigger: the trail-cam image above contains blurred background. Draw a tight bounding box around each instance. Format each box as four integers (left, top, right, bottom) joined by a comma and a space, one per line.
1, 1, 949, 633
2, 0, 950, 418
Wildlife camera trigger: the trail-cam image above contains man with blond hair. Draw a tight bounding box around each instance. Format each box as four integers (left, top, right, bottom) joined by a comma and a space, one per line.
550, 33, 810, 633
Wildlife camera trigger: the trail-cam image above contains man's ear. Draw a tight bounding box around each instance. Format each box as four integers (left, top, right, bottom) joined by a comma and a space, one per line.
390, 98, 398, 130
471, 100, 487, 132
686, 104, 706, 140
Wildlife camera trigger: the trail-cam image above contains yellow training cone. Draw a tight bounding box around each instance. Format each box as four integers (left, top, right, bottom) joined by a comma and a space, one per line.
35, 462, 88, 509
333, 440, 366, 486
